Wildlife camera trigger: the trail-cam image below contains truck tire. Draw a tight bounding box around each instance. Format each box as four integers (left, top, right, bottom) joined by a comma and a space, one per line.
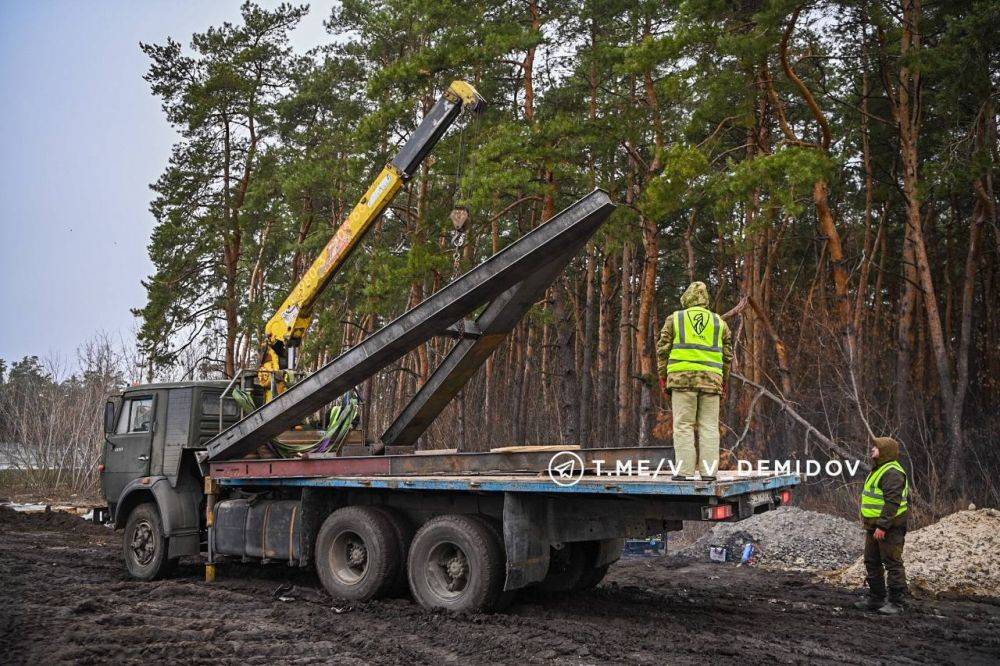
407, 514, 503, 612
369, 506, 414, 596
315, 506, 400, 601
123, 502, 175, 581
537, 543, 586, 593
466, 515, 516, 610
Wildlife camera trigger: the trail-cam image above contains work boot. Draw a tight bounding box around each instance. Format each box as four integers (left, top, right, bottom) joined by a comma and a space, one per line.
853, 596, 884, 611
878, 601, 904, 615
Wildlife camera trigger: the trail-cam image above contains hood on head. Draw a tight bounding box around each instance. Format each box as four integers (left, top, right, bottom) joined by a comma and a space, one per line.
873, 436, 900, 463
681, 281, 710, 308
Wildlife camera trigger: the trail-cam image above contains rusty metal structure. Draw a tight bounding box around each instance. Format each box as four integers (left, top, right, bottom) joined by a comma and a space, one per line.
206, 188, 617, 463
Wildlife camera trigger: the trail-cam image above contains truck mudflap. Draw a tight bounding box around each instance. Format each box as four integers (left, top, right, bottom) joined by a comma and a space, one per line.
501, 493, 646, 590
115, 475, 202, 558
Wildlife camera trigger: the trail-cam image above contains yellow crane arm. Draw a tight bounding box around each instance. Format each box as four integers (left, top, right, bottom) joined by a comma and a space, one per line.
258, 80, 485, 394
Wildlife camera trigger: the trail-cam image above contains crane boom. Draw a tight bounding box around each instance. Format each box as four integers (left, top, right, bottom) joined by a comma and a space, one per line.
258, 80, 485, 394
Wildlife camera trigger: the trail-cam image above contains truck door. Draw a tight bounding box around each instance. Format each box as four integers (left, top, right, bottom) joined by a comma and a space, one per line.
102, 394, 155, 504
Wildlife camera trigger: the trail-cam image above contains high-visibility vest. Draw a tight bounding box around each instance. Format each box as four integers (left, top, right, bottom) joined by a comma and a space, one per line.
668, 306, 724, 375
860, 460, 909, 519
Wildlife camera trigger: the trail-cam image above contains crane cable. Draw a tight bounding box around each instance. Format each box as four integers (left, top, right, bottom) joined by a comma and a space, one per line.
449, 108, 482, 253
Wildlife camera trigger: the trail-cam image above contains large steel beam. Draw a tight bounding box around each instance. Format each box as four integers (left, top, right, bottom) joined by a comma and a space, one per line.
206, 189, 616, 462
208, 446, 675, 480
381, 232, 591, 448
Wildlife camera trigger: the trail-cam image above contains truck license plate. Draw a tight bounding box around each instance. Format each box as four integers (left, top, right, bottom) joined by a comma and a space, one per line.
749, 491, 772, 506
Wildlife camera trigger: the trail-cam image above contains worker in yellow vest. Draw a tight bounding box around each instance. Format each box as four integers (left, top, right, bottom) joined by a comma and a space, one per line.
656, 282, 732, 481
855, 436, 909, 614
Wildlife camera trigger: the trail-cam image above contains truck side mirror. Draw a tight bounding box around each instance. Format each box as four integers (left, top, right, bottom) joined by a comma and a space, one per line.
104, 401, 116, 434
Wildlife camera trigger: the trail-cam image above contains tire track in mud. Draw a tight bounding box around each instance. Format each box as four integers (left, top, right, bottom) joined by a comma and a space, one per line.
3, 507, 999, 665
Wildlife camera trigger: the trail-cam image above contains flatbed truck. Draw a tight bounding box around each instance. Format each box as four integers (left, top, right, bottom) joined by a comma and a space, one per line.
99, 86, 800, 612
100, 379, 797, 612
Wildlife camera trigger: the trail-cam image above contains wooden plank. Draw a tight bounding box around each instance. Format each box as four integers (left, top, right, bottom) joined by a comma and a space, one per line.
489, 445, 580, 453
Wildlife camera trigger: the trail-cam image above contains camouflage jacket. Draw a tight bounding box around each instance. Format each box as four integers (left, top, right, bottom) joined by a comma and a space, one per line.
656, 282, 733, 394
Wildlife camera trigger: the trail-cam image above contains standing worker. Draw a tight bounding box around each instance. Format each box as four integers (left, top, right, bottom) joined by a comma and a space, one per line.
656, 281, 732, 481
855, 436, 910, 614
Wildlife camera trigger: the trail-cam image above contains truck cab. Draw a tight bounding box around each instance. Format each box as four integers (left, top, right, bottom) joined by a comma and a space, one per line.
99, 381, 240, 579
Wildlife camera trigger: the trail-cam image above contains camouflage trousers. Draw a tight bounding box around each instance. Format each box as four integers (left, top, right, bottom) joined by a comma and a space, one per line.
864, 524, 908, 601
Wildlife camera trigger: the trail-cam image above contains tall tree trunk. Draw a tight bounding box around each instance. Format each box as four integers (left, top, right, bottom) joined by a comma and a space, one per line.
685, 209, 697, 283
617, 242, 634, 442
895, 218, 919, 426
596, 252, 616, 445
553, 279, 579, 444
894, 0, 964, 491
580, 246, 597, 447
515, 324, 536, 443
945, 190, 985, 486
854, 60, 880, 338
483, 203, 502, 444
522, 0, 540, 123
635, 214, 658, 446
635, 15, 664, 447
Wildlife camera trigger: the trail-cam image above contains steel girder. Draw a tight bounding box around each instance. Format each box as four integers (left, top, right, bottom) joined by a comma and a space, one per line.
206, 189, 616, 462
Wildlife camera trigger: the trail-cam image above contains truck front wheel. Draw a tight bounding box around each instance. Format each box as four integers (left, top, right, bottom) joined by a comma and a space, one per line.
407, 514, 503, 612
123, 502, 174, 580
315, 506, 400, 601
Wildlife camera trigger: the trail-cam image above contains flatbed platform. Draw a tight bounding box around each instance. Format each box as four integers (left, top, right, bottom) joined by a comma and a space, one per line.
216, 469, 799, 498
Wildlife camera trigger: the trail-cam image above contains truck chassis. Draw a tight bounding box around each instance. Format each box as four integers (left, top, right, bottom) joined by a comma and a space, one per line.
201, 450, 796, 611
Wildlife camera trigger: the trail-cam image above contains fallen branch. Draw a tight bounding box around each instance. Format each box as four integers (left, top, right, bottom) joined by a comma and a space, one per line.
732, 372, 853, 459
722, 294, 749, 320
844, 335, 876, 440
733, 388, 765, 450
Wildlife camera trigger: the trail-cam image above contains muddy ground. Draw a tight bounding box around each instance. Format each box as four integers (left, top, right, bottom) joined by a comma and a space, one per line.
2, 507, 998, 665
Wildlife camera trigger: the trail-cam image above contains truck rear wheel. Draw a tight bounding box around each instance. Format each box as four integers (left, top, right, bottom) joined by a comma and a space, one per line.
407, 514, 503, 612
369, 506, 414, 596
466, 515, 516, 610
315, 506, 400, 601
123, 502, 174, 581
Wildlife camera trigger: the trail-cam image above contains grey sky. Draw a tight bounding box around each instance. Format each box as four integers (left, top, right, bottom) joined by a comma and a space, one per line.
0, 1, 330, 370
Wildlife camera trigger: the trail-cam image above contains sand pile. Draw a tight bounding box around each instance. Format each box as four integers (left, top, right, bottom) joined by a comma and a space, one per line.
837, 508, 1000, 598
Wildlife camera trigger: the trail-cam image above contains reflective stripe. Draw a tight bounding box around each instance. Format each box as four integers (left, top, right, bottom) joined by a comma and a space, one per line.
676, 311, 685, 344
668, 360, 724, 370
674, 343, 723, 353
712, 313, 720, 348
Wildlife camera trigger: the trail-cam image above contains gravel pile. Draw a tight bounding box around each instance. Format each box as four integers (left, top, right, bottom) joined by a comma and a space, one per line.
837, 508, 1000, 598
678, 506, 863, 571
